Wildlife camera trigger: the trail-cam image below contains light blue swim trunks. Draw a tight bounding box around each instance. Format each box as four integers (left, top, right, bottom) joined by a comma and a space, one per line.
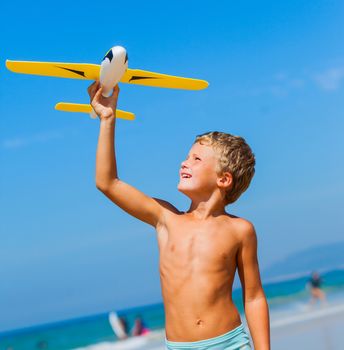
165, 323, 251, 350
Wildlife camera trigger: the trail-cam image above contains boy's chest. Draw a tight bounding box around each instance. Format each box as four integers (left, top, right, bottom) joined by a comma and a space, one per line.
157, 219, 239, 271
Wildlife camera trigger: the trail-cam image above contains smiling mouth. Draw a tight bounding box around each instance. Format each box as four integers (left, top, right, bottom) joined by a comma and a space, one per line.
180, 173, 192, 179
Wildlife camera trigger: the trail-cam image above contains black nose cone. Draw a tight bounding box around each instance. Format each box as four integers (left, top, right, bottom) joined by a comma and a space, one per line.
102, 49, 114, 62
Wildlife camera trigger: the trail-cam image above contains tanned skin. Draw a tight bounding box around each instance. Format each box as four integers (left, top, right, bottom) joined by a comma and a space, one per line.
88, 82, 270, 349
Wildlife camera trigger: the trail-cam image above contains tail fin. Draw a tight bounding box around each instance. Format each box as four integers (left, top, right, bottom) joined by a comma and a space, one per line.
55, 103, 135, 120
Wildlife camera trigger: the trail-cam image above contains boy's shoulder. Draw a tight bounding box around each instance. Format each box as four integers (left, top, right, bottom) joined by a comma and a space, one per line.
223, 214, 256, 241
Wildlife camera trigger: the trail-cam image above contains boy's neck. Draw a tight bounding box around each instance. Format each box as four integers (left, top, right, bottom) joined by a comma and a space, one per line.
187, 194, 227, 219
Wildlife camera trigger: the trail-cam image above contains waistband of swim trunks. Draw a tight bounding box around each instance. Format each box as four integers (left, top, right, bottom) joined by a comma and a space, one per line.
165, 323, 248, 348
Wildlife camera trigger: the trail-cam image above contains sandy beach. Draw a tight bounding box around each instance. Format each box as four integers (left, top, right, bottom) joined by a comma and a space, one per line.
270, 302, 344, 350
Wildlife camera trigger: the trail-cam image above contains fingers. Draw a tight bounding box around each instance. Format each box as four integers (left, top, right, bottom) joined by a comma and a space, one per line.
93, 85, 104, 101
110, 85, 120, 102
87, 80, 100, 100
88, 82, 119, 97
113, 85, 120, 95
87, 82, 120, 109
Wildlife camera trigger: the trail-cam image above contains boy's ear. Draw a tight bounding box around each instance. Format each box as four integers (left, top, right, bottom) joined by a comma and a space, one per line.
217, 172, 233, 190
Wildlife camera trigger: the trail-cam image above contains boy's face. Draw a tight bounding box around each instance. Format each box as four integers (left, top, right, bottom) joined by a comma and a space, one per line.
178, 142, 221, 198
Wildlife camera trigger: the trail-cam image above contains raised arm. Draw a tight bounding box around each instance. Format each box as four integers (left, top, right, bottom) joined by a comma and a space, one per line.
88, 81, 177, 227
236, 221, 270, 350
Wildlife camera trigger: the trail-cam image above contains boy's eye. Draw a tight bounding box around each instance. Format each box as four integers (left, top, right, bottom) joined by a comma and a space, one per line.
195, 157, 201, 161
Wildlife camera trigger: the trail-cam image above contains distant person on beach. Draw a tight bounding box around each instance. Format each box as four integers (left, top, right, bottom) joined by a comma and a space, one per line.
119, 316, 129, 338
308, 271, 327, 306
131, 315, 150, 336
89, 83, 270, 349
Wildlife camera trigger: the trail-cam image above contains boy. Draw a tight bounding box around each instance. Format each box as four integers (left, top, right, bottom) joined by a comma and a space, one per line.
88, 82, 270, 349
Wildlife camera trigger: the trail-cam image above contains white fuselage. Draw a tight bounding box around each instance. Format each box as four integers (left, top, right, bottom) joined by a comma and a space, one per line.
99, 46, 128, 97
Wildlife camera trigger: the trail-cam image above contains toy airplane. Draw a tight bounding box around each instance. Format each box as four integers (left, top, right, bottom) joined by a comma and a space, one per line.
6, 46, 209, 120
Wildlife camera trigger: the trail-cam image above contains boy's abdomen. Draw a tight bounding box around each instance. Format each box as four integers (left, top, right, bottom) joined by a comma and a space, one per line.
160, 261, 241, 341
163, 295, 242, 342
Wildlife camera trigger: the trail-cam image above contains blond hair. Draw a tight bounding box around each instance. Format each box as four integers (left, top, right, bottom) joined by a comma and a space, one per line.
195, 131, 255, 205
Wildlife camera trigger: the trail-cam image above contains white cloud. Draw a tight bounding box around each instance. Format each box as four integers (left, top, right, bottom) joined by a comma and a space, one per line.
313, 67, 344, 91
1, 130, 64, 149
250, 65, 344, 97
249, 73, 305, 97
289, 78, 305, 88
274, 72, 288, 81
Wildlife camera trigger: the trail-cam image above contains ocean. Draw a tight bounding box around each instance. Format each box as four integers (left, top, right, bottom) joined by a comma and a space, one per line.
1, 268, 344, 350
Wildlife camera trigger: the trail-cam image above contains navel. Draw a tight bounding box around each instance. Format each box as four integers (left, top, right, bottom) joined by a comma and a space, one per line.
196, 319, 204, 326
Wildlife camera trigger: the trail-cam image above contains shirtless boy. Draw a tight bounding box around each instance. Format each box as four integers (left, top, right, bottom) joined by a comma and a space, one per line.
88, 82, 270, 350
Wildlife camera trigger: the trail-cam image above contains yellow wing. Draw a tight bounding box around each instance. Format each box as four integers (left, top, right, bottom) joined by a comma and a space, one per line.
123, 69, 209, 90
6, 60, 208, 90
6, 60, 100, 80
55, 103, 135, 121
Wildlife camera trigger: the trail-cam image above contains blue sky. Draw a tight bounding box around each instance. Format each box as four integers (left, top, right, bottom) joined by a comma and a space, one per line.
1, 0, 344, 332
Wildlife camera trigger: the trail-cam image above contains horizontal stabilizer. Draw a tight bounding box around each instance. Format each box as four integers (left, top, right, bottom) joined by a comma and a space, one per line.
122, 69, 209, 90
6, 60, 100, 80
55, 103, 135, 120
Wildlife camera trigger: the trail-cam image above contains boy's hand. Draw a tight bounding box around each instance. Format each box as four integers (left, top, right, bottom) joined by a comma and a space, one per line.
87, 81, 120, 120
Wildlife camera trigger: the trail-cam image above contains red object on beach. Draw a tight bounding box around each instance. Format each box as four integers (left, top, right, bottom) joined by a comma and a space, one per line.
141, 328, 150, 336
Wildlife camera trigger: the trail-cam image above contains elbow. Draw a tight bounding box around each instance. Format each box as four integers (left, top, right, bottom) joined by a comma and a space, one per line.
95, 178, 118, 193
95, 178, 110, 193
95, 181, 107, 193
245, 290, 267, 304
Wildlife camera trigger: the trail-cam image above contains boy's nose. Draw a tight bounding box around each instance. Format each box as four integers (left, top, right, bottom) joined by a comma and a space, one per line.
181, 160, 189, 169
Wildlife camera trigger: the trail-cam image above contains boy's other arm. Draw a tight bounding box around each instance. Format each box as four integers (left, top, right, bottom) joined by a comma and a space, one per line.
89, 81, 178, 227
236, 221, 271, 350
